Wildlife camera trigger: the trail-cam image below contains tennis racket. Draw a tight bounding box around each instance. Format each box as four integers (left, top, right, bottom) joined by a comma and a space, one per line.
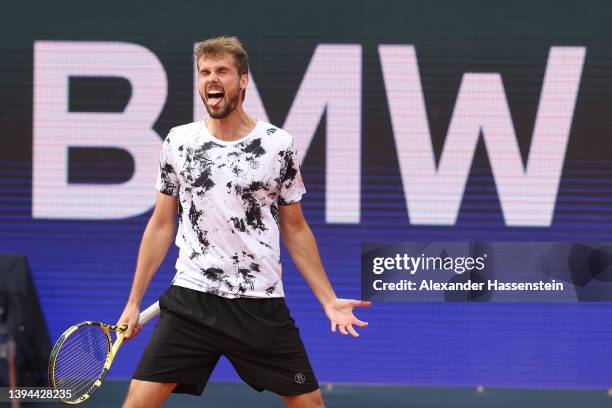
48, 301, 160, 404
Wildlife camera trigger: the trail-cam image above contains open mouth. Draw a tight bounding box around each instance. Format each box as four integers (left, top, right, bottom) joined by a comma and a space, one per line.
207, 91, 224, 106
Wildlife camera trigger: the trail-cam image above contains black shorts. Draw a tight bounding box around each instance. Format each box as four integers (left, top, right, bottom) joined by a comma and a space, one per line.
133, 285, 319, 396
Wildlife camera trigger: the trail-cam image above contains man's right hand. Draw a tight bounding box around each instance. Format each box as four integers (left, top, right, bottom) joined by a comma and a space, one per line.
116, 303, 141, 340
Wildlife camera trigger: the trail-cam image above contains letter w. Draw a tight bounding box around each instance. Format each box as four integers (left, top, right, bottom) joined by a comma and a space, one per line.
379, 45, 585, 226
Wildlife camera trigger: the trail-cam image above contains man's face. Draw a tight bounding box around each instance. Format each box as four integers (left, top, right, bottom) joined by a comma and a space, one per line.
197, 52, 246, 119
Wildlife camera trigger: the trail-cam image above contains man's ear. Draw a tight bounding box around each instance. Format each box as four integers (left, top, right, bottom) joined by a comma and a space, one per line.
239, 74, 248, 101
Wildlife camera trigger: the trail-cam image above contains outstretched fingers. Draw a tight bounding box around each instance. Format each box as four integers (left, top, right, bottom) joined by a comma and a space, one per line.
331, 321, 363, 337
346, 324, 359, 337
353, 318, 369, 327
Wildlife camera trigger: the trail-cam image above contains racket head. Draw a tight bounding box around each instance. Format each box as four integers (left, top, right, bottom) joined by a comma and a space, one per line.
48, 321, 125, 404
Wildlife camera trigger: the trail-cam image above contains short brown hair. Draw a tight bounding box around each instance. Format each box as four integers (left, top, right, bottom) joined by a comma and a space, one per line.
194, 36, 249, 75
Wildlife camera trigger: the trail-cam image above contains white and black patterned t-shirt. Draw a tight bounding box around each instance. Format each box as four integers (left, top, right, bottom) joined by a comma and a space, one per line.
155, 119, 306, 298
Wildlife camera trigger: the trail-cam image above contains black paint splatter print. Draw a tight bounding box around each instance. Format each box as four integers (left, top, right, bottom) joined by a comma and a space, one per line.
271, 203, 280, 227
157, 137, 179, 196
235, 181, 268, 232
155, 119, 305, 298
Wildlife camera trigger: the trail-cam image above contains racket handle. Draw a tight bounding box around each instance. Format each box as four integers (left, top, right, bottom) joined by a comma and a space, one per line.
138, 301, 160, 325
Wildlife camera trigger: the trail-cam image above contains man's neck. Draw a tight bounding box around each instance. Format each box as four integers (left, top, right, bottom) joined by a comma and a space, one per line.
205, 107, 257, 142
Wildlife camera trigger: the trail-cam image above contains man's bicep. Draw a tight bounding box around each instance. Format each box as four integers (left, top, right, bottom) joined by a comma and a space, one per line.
151, 192, 178, 226
279, 201, 306, 230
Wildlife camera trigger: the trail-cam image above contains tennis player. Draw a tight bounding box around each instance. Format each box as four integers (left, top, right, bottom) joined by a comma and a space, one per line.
117, 36, 370, 408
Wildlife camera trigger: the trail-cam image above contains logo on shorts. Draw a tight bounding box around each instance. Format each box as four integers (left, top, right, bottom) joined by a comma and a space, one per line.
294, 372, 306, 384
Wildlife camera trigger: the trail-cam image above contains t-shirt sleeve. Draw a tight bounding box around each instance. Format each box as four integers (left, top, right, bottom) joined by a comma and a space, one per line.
278, 136, 306, 205
155, 131, 179, 196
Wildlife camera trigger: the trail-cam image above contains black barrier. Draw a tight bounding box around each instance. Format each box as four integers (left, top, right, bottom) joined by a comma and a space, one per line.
0, 255, 51, 386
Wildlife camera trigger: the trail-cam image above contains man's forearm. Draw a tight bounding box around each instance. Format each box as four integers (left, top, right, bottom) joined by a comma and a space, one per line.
127, 219, 176, 307
282, 222, 337, 306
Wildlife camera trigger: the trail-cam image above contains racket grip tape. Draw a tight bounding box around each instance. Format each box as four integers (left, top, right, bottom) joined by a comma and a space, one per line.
138, 301, 160, 325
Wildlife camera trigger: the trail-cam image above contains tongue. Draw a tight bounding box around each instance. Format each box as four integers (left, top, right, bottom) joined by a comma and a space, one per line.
209, 96, 223, 107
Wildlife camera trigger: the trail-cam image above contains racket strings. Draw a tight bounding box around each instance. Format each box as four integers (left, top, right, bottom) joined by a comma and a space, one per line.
55, 336, 108, 397
54, 330, 109, 398
56, 334, 108, 395
52, 325, 110, 401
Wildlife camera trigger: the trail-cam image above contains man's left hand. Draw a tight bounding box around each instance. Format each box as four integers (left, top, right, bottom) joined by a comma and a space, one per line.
323, 299, 371, 337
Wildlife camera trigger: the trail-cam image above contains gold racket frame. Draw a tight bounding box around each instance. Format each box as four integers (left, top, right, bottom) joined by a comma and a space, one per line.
48, 321, 127, 405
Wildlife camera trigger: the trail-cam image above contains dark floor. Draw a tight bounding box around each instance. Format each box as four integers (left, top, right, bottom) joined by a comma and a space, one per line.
19, 381, 612, 407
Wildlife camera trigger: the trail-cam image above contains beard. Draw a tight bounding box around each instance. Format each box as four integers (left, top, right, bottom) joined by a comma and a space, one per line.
201, 83, 241, 119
